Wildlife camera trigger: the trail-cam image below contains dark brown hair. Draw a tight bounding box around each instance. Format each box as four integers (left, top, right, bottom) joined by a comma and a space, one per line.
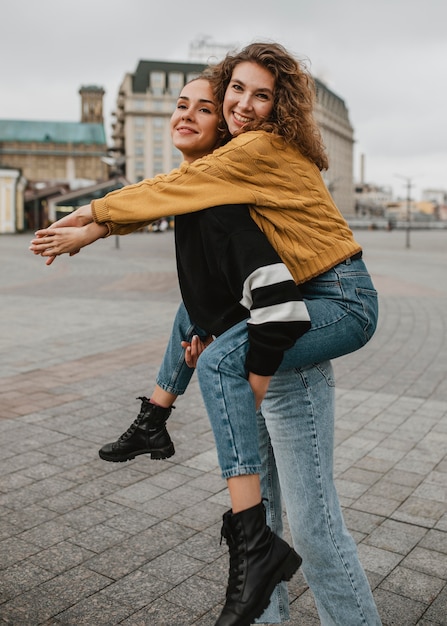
209, 42, 329, 170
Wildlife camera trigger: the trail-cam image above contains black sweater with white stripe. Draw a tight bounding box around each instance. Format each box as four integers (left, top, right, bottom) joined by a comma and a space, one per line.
175, 204, 311, 376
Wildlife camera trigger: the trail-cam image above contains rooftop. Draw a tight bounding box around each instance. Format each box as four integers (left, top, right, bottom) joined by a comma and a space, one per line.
0, 120, 106, 144
132, 59, 207, 93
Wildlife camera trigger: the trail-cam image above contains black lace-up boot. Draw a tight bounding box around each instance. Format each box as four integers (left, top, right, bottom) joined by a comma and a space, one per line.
98, 397, 175, 462
215, 502, 302, 626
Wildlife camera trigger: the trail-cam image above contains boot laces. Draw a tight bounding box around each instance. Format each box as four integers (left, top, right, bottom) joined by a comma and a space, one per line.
117, 397, 150, 442
222, 519, 245, 598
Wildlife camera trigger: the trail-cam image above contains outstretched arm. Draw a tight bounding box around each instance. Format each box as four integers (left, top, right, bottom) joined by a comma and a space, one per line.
49, 204, 94, 228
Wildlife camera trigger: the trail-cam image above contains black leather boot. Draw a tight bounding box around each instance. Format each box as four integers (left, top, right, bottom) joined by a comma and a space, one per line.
215, 502, 302, 626
98, 397, 175, 462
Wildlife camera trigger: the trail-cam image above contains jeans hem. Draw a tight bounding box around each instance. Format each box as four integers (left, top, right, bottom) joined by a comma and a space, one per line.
221, 465, 262, 479
155, 377, 187, 396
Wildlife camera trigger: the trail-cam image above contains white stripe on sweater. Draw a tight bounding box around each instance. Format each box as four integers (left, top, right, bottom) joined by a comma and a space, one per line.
240, 263, 295, 309
247, 301, 310, 325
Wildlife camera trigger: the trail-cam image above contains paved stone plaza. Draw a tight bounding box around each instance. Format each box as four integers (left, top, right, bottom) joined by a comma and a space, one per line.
0, 228, 446, 625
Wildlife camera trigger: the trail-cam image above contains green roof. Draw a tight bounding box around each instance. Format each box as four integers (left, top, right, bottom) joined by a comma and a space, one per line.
0, 120, 106, 145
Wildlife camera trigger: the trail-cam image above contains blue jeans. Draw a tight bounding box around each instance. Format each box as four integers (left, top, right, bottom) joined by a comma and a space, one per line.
155, 257, 380, 623
158, 256, 377, 398
195, 257, 378, 477
257, 365, 381, 625
155, 303, 199, 395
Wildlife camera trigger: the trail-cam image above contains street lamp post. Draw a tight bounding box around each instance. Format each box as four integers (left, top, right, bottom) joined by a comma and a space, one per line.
395, 175, 413, 249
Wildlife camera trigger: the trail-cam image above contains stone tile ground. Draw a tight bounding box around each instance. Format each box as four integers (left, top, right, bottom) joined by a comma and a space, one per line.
0, 229, 446, 625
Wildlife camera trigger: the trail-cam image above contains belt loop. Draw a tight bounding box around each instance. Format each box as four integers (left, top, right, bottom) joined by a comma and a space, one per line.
345, 256, 352, 265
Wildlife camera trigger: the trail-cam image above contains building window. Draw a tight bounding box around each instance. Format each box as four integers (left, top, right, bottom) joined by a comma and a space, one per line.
150, 71, 165, 96
153, 158, 164, 174
168, 72, 183, 96
135, 159, 145, 180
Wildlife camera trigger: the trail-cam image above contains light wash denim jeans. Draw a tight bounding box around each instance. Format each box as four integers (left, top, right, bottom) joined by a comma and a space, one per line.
157, 256, 377, 398
195, 256, 378, 478
155, 256, 381, 624
256, 364, 382, 625
155, 302, 200, 395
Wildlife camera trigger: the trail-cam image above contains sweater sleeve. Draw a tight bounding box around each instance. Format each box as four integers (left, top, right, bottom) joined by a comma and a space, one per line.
217, 211, 311, 376
91, 141, 260, 234
241, 263, 311, 375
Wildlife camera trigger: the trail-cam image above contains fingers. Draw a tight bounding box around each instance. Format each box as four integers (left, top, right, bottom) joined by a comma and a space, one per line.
181, 337, 200, 368
30, 234, 55, 249
189, 336, 201, 364
30, 232, 64, 257
185, 347, 194, 368
29, 239, 57, 263
29, 243, 57, 256
182, 343, 195, 368
181, 335, 213, 369
29, 234, 59, 261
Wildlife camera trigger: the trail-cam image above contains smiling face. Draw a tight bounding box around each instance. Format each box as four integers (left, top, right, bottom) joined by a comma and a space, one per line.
222, 61, 275, 135
170, 79, 220, 163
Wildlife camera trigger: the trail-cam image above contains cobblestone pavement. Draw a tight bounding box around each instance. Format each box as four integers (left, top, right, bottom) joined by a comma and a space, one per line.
0, 229, 446, 625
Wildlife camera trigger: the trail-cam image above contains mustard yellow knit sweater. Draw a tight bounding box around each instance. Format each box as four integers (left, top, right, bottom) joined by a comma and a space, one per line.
92, 130, 361, 284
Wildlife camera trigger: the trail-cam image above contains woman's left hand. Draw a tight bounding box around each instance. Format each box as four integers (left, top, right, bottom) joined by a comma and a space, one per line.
181, 335, 214, 368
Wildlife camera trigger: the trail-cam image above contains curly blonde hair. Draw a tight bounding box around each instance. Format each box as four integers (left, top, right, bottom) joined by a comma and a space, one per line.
209, 42, 329, 171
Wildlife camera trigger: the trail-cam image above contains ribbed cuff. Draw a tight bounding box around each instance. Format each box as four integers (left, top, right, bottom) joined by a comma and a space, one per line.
91, 198, 110, 224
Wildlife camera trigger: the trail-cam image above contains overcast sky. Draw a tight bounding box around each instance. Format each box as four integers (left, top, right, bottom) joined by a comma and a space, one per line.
2, 0, 445, 200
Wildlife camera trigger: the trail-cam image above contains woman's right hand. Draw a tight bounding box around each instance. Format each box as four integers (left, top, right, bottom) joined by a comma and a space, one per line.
29, 222, 108, 265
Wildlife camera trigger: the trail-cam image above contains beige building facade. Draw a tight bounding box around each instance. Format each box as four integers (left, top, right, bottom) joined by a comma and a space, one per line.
0, 86, 108, 188
0, 167, 26, 233
0, 86, 109, 231
314, 79, 355, 214
111, 60, 355, 215
0, 124, 108, 185
111, 61, 206, 183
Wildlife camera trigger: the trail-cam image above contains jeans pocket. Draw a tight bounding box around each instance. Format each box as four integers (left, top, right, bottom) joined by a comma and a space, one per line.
297, 361, 336, 388
356, 287, 379, 340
